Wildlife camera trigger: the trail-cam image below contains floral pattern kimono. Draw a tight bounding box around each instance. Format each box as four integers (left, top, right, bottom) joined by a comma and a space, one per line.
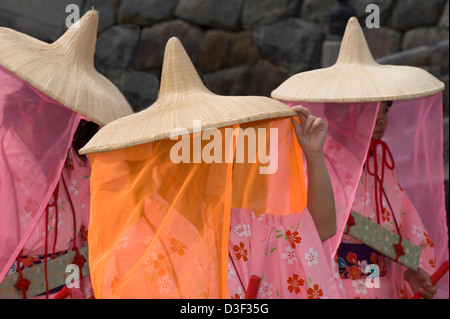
4, 146, 94, 299
228, 208, 342, 299
337, 151, 436, 299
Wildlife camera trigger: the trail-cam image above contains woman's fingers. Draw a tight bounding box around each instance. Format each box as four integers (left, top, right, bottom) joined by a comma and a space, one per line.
291, 105, 312, 124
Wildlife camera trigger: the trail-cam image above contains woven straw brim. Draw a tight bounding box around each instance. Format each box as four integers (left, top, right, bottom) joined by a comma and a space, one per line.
0, 10, 133, 126
79, 37, 296, 154
271, 17, 445, 103
271, 63, 444, 103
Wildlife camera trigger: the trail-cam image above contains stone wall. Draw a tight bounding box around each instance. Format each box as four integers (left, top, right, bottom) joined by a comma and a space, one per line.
0, 0, 447, 111
0, 0, 449, 211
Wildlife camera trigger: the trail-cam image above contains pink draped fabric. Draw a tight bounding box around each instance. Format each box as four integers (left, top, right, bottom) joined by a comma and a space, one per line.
0, 65, 82, 283
286, 95, 448, 299
228, 208, 343, 299
382, 93, 448, 299
340, 154, 437, 298
283, 101, 380, 258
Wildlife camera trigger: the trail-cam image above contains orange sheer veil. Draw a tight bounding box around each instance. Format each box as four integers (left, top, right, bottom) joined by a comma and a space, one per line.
81, 38, 309, 298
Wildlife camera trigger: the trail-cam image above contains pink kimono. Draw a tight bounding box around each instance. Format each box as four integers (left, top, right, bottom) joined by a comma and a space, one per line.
337, 142, 436, 299
0, 65, 93, 299
4, 146, 94, 299
228, 208, 342, 299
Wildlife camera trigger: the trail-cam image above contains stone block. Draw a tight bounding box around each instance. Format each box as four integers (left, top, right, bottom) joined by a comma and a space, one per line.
117, 0, 177, 26
247, 59, 289, 96
402, 27, 449, 50
135, 20, 205, 70
241, 0, 302, 30
94, 25, 140, 74
301, 0, 336, 23
255, 18, 324, 74
199, 30, 259, 72
119, 71, 160, 112
174, 0, 242, 31
391, 0, 447, 31
363, 26, 402, 59
202, 65, 251, 96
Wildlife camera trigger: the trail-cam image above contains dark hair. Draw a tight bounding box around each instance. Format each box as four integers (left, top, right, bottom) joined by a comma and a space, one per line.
65, 119, 99, 167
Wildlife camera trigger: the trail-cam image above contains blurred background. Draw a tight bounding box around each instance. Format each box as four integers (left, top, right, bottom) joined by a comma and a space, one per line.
0, 0, 448, 212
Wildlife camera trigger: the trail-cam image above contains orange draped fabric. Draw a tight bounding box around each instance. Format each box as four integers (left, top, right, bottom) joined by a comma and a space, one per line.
87, 118, 307, 298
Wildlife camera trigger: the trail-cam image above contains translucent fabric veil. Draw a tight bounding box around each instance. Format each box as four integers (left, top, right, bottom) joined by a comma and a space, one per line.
283, 101, 380, 259
0, 65, 82, 281
87, 118, 310, 299
381, 93, 449, 298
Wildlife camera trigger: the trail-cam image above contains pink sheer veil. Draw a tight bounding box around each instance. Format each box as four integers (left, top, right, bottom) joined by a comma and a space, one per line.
283, 101, 380, 264
286, 94, 448, 299
382, 93, 449, 299
0, 65, 81, 282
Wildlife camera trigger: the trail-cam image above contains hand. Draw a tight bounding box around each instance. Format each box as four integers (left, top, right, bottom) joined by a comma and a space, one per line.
291, 105, 328, 158
404, 267, 437, 299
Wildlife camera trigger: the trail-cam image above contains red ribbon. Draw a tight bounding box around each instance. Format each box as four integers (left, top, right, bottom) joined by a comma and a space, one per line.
344, 214, 356, 235
366, 139, 395, 225
73, 253, 87, 271
393, 237, 405, 262
14, 277, 31, 298
245, 275, 261, 299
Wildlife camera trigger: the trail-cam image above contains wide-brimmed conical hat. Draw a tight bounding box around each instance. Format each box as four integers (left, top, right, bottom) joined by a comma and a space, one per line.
79, 37, 296, 154
0, 10, 133, 126
271, 17, 445, 103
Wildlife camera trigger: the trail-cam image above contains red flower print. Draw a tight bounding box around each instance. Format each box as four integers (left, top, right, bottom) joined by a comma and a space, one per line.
170, 238, 187, 256
151, 253, 170, 276
285, 230, 302, 249
233, 242, 248, 262
287, 274, 305, 294
307, 284, 323, 299
370, 252, 378, 265
381, 207, 390, 222
424, 232, 435, 248
231, 293, 241, 299
18, 256, 39, 268
346, 265, 362, 280
346, 252, 357, 264
428, 258, 436, 269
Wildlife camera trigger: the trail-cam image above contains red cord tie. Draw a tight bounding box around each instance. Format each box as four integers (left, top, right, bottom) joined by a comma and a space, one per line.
366, 139, 395, 225
73, 253, 86, 270
344, 214, 356, 235
14, 277, 31, 296
394, 237, 405, 262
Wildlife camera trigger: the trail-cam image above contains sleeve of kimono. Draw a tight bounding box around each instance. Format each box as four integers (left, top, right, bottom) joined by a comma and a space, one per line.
394, 177, 437, 275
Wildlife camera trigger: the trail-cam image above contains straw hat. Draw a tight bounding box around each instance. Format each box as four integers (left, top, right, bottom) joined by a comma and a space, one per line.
271, 17, 445, 103
79, 37, 296, 154
0, 10, 133, 126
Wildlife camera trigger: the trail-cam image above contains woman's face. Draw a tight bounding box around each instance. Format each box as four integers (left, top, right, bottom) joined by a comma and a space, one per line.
372, 101, 391, 140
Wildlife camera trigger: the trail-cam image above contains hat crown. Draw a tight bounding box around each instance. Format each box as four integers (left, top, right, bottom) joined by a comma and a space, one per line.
51, 10, 98, 65
335, 17, 377, 66
158, 37, 210, 103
